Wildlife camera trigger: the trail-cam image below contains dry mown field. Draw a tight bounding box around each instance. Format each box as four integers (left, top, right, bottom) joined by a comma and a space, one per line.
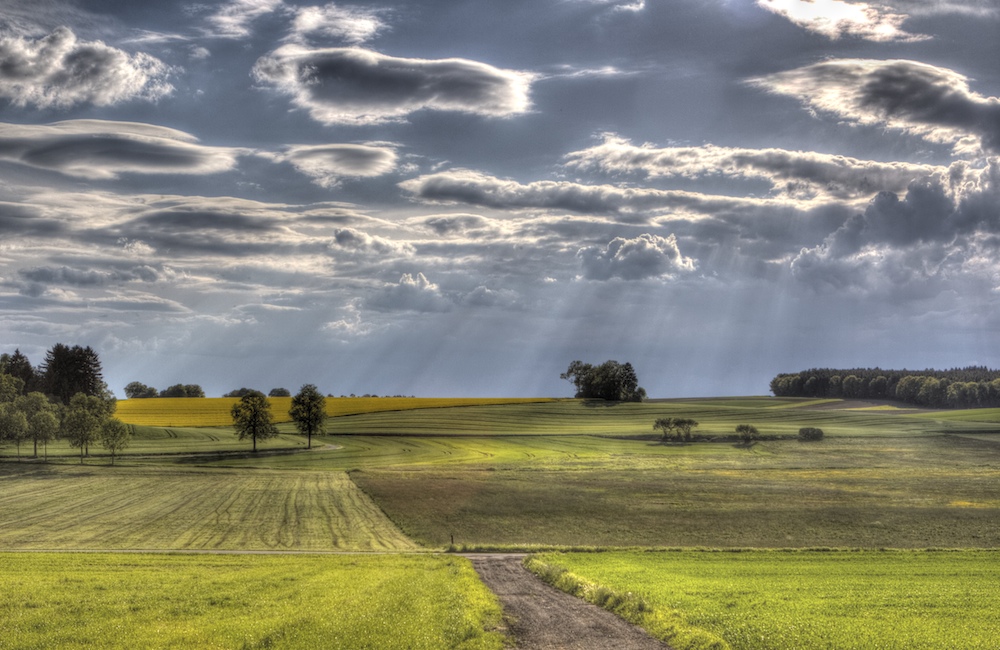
0, 463, 415, 551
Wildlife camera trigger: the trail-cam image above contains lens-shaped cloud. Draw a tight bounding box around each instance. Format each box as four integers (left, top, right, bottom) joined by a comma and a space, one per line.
753, 59, 1000, 155
253, 45, 534, 125
0, 120, 245, 179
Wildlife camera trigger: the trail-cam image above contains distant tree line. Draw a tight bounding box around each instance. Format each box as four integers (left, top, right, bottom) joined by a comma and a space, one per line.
561, 360, 646, 402
124, 382, 205, 398
770, 367, 1000, 409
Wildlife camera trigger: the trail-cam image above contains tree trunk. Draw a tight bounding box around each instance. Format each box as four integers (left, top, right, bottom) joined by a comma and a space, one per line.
253, 434, 257, 453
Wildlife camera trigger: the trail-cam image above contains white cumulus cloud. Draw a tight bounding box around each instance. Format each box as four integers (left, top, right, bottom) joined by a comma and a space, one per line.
757, 0, 926, 41
0, 27, 173, 108
578, 233, 695, 280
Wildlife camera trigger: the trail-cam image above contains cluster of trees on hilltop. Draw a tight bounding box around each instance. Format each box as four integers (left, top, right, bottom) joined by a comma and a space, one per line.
1, 345, 110, 404
1, 344, 129, 462
125, 382, 206, 398
770, 367, 1000, 409
561, 360, 646, 402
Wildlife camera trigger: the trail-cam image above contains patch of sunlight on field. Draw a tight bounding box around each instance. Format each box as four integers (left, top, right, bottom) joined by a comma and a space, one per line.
532, 550, 1000, 650
0, 553, 504, 650
0, 464, 415, 551
116, 396, 557, 427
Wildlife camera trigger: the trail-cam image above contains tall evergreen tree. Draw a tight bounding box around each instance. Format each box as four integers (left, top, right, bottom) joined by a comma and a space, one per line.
40, 344, 105, 404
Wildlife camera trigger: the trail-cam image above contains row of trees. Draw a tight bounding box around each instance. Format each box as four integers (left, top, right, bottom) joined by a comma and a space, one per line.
771, 367, 1000, 409
561, 360, 646, 402
124, 382, 206, 398
0, 375, 130, 463
652, 419, 824, 443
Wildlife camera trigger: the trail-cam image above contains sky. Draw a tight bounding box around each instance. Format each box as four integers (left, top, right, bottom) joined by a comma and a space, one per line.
0, 0, 998, 398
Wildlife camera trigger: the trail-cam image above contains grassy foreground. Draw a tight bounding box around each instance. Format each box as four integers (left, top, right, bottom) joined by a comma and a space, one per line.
0, 553, 504, 650
529, 550, 1000, 650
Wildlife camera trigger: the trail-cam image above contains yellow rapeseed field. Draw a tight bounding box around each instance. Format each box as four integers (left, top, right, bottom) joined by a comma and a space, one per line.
115, 396, 556, 427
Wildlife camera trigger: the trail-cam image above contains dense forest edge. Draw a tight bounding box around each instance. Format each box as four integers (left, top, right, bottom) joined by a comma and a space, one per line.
770, 366, 1000, 409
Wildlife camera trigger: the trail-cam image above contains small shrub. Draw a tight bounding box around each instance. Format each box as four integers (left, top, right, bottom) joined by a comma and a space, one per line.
798, 427, 824, 441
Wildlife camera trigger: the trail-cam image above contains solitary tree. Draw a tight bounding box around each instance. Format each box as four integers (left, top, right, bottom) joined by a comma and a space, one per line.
289, 384, 326, 449
653, 417, 680, 441
231, 392, 278, 452
224, 387, 263, 398
798, 427, 824, 441
561, 360, 646, 402
735, 424, 759, 444
159, 384, 205, 398
100, 418, 131, 465
0, 403, 29, 460
269, 387, 291, 397
677, 418, 699, 442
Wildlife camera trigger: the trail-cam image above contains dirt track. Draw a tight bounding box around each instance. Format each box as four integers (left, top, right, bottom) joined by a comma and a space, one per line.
467, 554, 670, 650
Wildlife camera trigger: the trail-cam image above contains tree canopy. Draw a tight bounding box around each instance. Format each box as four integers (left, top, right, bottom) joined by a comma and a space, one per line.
771, 366, 1000, 409
41, 344, 105, 404
560, 360, 646, 402
230, 393, 278, 452
289, 384, 326, 449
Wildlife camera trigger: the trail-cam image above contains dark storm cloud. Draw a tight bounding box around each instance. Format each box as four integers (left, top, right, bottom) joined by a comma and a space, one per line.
791, 160, 1000, 293
0, 201, 65, 235
0, 27, 172, 108
578, 233, 695, 281
754, 59, 1000, 155
0, 121, 243, 179
252, 45, 534, 125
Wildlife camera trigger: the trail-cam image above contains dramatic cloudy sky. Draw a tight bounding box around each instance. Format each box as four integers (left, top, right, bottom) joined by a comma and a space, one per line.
1, 0, 998, 398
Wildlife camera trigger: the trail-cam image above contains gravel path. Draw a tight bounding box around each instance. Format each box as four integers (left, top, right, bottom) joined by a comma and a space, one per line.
467, 554, 671, 650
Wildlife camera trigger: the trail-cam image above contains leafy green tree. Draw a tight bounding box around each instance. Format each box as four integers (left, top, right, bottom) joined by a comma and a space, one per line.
231, 393, 278, 452
100, 418, 131, 465
159, 384, 206, 398
0, 403, 29, 459
798, 427, 824, 441
269, 387, 291, 397
29, 410, 59, 461
0, 374, 25, 403
17, 392, 56, 457
124, 382, 159, 399
64, 392, 111, 463
677, 418, 699, 442
224, 387, 263, 398
289, 384, 326, 449
736, 423, 759, 444
653, 417, 680, 441
561, 360, 646, 402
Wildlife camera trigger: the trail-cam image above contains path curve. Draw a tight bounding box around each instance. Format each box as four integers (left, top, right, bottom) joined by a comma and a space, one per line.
466, 554, 671, 650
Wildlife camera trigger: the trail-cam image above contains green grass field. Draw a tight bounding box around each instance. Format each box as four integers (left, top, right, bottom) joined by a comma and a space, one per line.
3, 396, 1000, 648
0, 552, 504, 650
529, 550, 1000, 650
